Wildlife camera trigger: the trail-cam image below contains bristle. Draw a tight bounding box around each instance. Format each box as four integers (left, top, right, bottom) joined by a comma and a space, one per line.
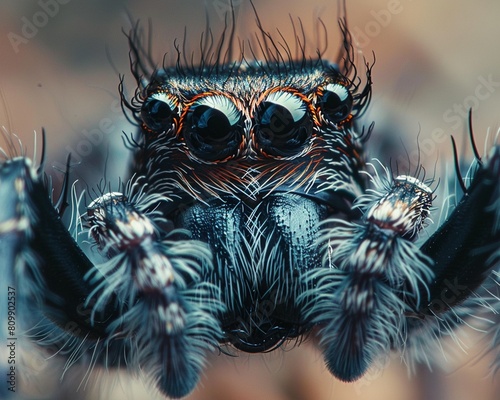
82, 181, 224, 397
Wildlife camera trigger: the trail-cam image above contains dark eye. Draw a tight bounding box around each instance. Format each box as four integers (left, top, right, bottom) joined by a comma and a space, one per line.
184, 95, 243, 161
254, 91, 312, 157
318, 83, 353, 124
141, 93, 178, 132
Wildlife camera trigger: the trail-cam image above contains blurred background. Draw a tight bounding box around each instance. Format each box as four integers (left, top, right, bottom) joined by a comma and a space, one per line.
1, 1, 500, 399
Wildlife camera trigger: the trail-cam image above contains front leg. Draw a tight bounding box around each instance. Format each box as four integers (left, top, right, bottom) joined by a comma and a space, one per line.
406, 144, 500, 368
419, 145, 500, 311
84, 185, 224, 398
0, 156, 114, 338
301, 168, 435, 381
0, 154, 223, 399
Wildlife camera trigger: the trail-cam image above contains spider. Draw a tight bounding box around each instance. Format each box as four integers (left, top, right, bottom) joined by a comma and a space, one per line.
1, 2, 499, 399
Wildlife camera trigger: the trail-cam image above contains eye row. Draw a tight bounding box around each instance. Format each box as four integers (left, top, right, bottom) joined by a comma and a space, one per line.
140, 84, 353, 161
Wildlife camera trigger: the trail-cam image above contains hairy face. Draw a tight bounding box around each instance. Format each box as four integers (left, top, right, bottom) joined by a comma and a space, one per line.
121, 14, 374, 352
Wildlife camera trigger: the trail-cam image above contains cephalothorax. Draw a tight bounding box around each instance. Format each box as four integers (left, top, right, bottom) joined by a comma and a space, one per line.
1, 4, 499, 399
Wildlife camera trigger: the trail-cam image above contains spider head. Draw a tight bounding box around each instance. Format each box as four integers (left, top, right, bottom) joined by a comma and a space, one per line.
123, 57, 372, 351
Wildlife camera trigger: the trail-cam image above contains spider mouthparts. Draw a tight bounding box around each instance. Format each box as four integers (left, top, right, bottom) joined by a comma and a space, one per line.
226, 323, 301, 353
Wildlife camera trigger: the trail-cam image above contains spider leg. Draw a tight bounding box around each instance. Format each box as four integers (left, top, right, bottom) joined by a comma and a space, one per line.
84, 187, 223, 398
404, 145, 500, 368
416, 145, 500, 314
0, 157, 117, 338
301, 173, 435, 381
0, 156, 223, 398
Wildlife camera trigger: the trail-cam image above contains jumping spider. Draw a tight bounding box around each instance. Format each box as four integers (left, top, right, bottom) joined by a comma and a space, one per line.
1, 3, 499, 399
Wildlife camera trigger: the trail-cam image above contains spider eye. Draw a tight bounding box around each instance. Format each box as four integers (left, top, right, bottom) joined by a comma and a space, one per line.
318, 83, 353, 124
255, 91, 312, 157
184, 95, 243, 161
141, 92, 178, 132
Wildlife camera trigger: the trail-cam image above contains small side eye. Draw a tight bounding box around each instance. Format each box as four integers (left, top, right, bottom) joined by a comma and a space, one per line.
318, 83, 353, 124
254, 91, 312, 157
141, 93, 178, 132
184, 95, 243, 161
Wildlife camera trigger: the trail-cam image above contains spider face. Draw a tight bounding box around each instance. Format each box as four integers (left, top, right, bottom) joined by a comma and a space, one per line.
1, 5, 499, 400
131, 61, 370, 353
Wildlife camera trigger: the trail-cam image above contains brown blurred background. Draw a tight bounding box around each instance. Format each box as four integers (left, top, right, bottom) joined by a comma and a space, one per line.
1, 1, 500, 399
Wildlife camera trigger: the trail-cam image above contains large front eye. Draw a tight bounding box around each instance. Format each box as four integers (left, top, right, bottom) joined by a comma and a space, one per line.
184, 95, 243, 161
141, 92, 178, 132
254, 91, 312, 157
318, 83, 353, 124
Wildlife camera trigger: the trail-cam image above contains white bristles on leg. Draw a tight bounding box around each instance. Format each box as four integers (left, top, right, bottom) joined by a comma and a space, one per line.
82, 183, 224, 398
301, 170, 435, 381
